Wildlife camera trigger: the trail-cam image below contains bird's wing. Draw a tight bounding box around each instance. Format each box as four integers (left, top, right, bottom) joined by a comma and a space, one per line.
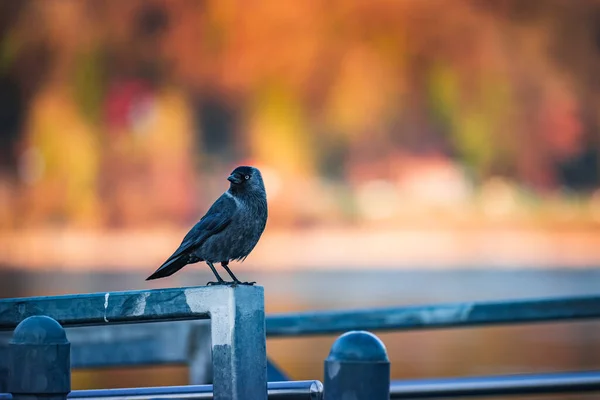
146, 193, 237, 280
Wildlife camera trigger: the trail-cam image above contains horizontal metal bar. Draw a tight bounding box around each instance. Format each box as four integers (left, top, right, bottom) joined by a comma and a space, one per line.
64, 380, 322, 400
1, 295, 596, 370
1, 293, 598, 334
266, 295, 600, 336
0, 286, 219, 330
390, 370, 600, 398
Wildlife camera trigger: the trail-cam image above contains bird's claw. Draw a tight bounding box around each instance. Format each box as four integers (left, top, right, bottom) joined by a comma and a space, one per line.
206, 281, 228, 286
225, 281, 256, 287
206, 280, 255, 287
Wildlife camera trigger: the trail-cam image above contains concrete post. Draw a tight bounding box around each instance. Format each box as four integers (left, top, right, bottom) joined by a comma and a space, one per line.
207, 286, 267, 400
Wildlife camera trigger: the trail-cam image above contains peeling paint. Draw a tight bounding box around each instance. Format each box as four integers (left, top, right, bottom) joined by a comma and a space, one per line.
131, 292, 150, 316
103, 293, 110, 323
459, 303, 474, 321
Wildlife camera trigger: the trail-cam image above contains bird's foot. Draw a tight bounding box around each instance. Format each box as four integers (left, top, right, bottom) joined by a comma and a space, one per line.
206, 280, 229, 286
233, 280, 256, 286
207, 280, 255, 287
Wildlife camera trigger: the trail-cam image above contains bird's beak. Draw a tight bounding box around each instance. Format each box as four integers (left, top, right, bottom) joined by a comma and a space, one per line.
228, 174, 242, 184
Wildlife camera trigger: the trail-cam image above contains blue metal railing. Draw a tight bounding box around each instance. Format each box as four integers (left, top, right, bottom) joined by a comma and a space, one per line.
266, 294, 600, 336
389, 370, 600, 398
1, 290, 599, 399
73, 380, 322, 400
12, 294, 596, 382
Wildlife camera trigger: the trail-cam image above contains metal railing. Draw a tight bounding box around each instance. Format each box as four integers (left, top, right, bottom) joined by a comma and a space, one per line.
389, 370, 600, 398
5, 294, 595, 384
0, 289, 599, 399
67, 381, 322, 400
267, 294, 600, 336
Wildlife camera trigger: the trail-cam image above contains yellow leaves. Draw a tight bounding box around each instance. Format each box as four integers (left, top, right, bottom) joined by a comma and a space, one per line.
23, 84, 101, 228
247, 84, 314, 178
429, 63, 517, 177
324, 46, 399, 140
427, 64, 460, 124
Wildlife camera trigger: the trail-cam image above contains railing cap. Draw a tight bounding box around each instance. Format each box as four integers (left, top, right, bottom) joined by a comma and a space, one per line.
327, 330, 388, 362
10, 315, 68, 345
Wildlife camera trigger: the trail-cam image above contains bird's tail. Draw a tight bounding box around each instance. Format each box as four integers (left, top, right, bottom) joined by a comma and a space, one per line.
146, 255, 189, 281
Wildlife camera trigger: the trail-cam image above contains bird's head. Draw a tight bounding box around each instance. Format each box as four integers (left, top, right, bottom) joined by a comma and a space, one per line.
227, 166, 265, 193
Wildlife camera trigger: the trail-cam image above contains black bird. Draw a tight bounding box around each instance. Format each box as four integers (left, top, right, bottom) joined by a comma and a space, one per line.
146, 166, 268, 285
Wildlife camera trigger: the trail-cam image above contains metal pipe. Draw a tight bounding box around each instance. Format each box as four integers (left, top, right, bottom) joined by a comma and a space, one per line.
0, 286, 215, 329
64, 381, 322, 400
267, 295, 600, 337
390, 370, 600, 398
4, 295, 599, 371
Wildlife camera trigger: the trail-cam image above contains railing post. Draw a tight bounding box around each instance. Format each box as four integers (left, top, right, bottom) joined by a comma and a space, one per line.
204, 285, 267, 400
8, 316, 71, 400
324, 330, 390, 400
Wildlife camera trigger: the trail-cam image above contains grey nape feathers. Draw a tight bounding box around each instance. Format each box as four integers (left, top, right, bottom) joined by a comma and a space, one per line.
146, 166, 268, 285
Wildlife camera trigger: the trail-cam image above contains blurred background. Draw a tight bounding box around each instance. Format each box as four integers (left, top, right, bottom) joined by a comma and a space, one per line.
0, 0, 599, 394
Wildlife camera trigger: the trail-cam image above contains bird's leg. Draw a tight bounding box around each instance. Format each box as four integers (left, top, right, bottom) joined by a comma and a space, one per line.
206, 261, 228, 286
221, 261, 256, 286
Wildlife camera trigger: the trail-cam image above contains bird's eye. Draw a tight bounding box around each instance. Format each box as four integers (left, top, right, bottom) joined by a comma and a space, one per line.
245, 175, 250, 180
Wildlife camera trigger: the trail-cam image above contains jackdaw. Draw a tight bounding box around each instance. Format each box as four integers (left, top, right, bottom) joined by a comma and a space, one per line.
146, 166, 268, 285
